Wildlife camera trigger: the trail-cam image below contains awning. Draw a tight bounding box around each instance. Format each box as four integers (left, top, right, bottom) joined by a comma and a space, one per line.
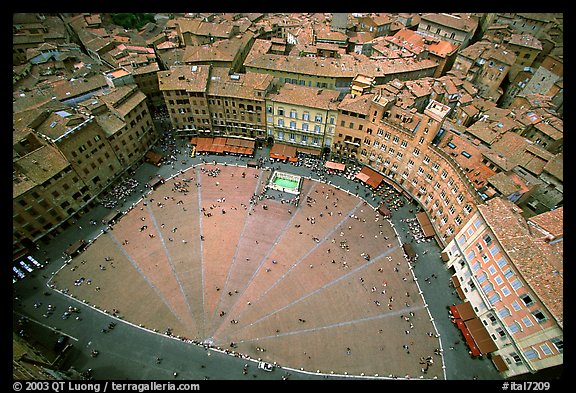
355, 172, 370, 183
270, 153, 287, 160
356, 166, 384, 189
297, 146, 321, 156
466, 317, 498, 354
270, 143, 297, 158
64, 239, 86, 257
461, 324, 482, 357
288, 157, 298, 162
416, 212, 435, 238
325, 161, 346, 171
402, 243, 416, 258
192, 137, 255, 156
145, 150, 163, 165
491, 354, 509, 372
147, 177, 163, 189
451, 275, 461, 288
449, 305, 461, 320
455, 286, 466, 300
377, 203, 391, 217
102, 210, 122, 225
454, 301, 476, 321
441, 251, 449, 262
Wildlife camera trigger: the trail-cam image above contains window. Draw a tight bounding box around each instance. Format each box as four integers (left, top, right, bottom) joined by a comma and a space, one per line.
540, 344, 553, 356
510, 352, 523, 364
488, 292, 500, 305
508, 323, 521, 335
490, 245, 500, 257
498, 307, 511, 318
532, 310, 547, 323
315, 115, 322, 122
550, 337, 563, 353
520, 293, 534, 307
522, 316, 534, 328
483, 283, 494, 295
524, 349, 539, 360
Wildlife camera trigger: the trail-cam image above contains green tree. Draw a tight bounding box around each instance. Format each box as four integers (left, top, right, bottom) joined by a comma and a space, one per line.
112, 13, 156, 30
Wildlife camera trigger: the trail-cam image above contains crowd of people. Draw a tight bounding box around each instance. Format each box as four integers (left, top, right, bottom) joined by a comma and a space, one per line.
99, 177, 141, 209
401, 217, 431, 244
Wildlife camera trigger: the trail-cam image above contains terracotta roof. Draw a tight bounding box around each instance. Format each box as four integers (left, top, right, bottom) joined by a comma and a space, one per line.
528, 206, 563, 239
487, 172, 523, 196
478, 197, 563, 326
542, 153, 562, 181
466, 120, 500, 142
98, 85, 147, 118
245, 52, 437, 79
421, 13, 478, 33
508, 33, 542, 50
207, 68, 274, 100
534, 121, 563, 141
269, 83, 339, 110
158, 64, 209, 93
35, 111, 87, 141
337, 93, 373, 115
183, 36, 247, 63
174, 18, 236, 39
13, 144, 69, 198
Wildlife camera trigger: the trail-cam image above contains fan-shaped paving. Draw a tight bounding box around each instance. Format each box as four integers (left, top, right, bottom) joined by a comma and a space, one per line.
53, 164, 443, 379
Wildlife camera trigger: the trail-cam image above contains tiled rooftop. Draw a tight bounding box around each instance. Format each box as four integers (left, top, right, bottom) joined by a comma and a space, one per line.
207, 68, 274, 100
268, 83, 340, 110
478, 197, 563, 326
13, 144, 69, 197
421, 13, 478, 33
158, 64, 211, 92
245, 52, 437, 79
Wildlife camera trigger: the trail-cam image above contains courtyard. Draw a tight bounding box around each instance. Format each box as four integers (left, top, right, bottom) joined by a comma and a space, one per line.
51, 163, 445, 379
